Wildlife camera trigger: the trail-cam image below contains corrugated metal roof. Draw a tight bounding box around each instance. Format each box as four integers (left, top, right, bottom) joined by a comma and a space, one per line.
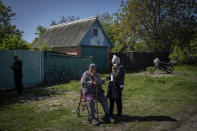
33, 17, 97, 48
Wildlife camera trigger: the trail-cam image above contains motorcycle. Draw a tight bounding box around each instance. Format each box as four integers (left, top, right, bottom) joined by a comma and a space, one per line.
151, 58, 174, 73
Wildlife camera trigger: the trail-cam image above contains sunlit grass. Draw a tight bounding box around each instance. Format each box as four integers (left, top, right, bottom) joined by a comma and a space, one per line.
0, 64, 197, 130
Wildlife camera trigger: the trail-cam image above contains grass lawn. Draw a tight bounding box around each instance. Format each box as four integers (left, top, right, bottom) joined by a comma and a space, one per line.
0, 64, 197, 131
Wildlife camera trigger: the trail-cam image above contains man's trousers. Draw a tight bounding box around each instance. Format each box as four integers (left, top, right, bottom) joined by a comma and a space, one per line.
87, 92, 109, 119
109, 97, 122, 116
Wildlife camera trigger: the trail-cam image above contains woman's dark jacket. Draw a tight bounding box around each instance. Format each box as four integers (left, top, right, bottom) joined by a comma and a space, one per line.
107, 64, 125, 99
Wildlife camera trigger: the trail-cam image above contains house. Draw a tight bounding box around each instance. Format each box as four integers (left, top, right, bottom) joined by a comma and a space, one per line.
33, 17, 113, 72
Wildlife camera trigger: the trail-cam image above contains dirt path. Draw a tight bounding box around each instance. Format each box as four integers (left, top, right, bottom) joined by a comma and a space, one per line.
150, 104, 197, 131
93, 103, 197, 131
132, 71, 178, 77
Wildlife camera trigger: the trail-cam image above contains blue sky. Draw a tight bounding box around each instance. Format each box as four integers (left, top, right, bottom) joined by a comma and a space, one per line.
3, 0, 121, 43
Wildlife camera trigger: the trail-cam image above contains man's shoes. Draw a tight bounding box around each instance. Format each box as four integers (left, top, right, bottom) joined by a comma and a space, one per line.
117, 114, 122, 117
92, 119, 99, 126
109, 113, 113, 117
102, 115, 115, 123
108, 117, 115, 123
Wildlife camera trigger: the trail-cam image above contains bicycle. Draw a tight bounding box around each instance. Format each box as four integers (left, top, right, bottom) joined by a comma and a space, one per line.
45, 68, 70, 84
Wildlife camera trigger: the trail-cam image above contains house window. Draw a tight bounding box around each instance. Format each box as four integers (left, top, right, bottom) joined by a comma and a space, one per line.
93, 29, 98, 36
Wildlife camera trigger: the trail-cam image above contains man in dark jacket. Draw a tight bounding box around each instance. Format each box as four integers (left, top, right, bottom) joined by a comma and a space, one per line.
107, 55, 125, 117
10, 55, 23, 95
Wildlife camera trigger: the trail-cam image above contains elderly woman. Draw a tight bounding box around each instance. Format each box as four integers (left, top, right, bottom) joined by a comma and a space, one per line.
81, 63, 114, 126
107, 55, 125, 117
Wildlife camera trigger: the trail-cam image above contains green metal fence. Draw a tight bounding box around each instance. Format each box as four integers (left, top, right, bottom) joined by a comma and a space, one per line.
0, 50, 92, 88
81, 46, 108, 72
44, 52, 92, 82
0, 50, 44, 88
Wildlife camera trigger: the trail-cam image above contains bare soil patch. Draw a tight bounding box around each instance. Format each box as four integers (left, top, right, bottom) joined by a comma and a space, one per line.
133, 72, 177, 77
150, 104, 197, 131
189, 77, 197, 82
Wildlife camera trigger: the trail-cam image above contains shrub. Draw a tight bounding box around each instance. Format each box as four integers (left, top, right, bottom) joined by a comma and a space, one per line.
169, 46, 187, 64
146, 66, 154, 74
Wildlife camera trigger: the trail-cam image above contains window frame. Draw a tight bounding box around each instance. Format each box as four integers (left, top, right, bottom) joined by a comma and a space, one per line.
93, 28, 98, 36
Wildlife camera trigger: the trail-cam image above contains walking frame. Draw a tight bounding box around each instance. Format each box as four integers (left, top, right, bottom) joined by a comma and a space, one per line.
77, 77, 107, 123
77, 88, 91, 122
95, 85, 99, 120
77, 86, 99, 123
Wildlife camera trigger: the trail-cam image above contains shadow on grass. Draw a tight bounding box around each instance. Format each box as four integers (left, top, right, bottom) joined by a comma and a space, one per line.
113, 115, 177, 123
0, 86, 64, 109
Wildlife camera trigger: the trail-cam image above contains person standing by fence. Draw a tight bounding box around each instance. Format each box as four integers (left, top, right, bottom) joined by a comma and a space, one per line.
106, 55, 125, 117
10, 55, 23, 95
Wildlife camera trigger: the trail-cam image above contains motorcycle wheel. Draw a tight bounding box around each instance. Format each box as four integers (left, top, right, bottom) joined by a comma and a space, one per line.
166, 65, 174, 73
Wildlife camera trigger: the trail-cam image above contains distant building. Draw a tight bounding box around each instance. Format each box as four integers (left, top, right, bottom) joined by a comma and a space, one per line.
33, 17, 113, 71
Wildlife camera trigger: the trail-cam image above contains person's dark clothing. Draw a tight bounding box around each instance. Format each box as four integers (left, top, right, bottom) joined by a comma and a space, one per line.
113, 64, 125, 88
12, 60, 23, 95
109, 97, 122, 116
106, 64, 125, 116
107, 64, 125, 99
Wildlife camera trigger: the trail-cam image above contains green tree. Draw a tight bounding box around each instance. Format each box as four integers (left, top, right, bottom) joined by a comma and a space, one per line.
0, 34, 29, 50
189, 32, 197, 54
37, 40, 52, 51
110, 10, 136, 52
113, 0, 197, 52
35, 25, 47, 37
30, 25, 47, 50
98, 12, 115, 45
0, 1, 28, 50
98, 12, 132, 52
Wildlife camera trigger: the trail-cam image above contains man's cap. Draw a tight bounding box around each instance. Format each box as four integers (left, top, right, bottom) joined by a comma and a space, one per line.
89, 63, 97, 70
